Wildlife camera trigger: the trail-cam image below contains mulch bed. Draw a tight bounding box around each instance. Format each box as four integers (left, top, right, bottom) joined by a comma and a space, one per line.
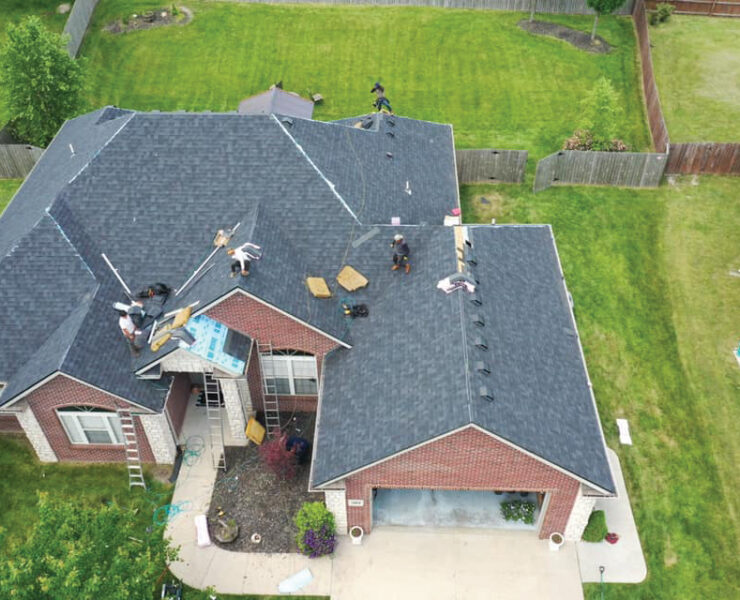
207, 412, 318, 553
519, 20, 612, 54
105, 6, 192, 34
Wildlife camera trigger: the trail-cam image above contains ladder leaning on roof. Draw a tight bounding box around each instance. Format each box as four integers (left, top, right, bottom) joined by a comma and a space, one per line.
117, 409, 146, 490
257, 342, 281, 437
203, 372, 226, 471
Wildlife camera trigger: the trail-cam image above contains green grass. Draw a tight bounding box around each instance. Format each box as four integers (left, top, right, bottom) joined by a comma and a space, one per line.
650, 15, 740, 142
462, 176, 740, 599
0, 436, 173, 550
80, 1, 650, 158
0, 179, 21, 213
0, 0, 69, 40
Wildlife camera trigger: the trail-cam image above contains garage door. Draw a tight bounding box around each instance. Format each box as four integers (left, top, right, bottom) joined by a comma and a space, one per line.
373, 489, 541, 530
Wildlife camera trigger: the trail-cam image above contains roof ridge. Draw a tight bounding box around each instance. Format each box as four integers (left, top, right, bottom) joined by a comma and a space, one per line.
270, 114, 361, 224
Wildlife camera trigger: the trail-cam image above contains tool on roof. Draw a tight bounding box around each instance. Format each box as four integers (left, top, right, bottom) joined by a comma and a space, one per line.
341, 300, 369, 319
176, 223, 242, 296
101, 253, 134, 300
150, 305, 193, 352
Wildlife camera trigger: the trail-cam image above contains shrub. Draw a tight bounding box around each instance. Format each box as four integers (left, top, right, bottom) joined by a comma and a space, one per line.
294, 502, 336, 558
582, 509, 608, 542
657, 2, 675, 22
258, 436, 297, 480
649, 11, 660, 25
500, 500, 536, 525
563, 129, 627, 152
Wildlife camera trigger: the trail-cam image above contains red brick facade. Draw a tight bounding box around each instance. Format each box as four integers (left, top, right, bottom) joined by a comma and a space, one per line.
207, 292, 340, 414
0, 414, 22, 433
341, 426, 579, 539
22, 375, 155, 463
165, 373, 191, 439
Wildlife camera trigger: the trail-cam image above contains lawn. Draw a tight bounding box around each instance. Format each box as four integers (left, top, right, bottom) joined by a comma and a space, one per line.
650, 15, 740, 142
0, 0, 69, 39
0, 179, 21, 213
80, 1, 650, 157
462, 176, 740, 599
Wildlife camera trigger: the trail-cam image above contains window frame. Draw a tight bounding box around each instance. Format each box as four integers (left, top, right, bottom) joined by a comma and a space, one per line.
260, 352, 318, 396
57, 407, 124, 446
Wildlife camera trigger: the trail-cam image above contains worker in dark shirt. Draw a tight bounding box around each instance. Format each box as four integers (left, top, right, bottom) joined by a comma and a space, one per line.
371, 82, 393, 114
391, 234, 410, 274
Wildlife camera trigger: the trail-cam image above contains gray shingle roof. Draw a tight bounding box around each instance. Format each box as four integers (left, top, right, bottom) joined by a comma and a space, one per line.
312, 225, 615, 494
238, 89, 314, 120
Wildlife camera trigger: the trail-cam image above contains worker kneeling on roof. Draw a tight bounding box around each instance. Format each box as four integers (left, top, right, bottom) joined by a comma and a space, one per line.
227, 242, 262, 278
391, 234, 410, 274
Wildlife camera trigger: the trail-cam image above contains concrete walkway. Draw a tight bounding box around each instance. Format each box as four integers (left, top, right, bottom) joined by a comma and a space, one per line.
576, 448, 647, 583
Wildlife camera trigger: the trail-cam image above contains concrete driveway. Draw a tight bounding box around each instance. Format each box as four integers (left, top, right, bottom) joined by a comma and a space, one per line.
330, 527, 583, 600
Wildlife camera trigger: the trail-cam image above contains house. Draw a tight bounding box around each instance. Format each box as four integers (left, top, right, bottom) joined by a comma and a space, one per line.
237, 87, 315, 119
0, 107, 614, 541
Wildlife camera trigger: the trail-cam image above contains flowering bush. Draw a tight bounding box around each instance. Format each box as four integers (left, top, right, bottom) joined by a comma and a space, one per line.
500, 500, 536, 525
258, 436, 297, 480
563, 129, 627, 152
294, 502, 336, 558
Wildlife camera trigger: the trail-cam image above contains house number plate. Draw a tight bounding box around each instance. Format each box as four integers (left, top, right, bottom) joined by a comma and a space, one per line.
348, 499, 365, 507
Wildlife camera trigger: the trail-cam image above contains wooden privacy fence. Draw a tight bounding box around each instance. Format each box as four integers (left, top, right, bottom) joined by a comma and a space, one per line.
645, 0, 740, 15
456, 149, 528, 184
533, 150, 667, 192
0, 145, 43, 178
666, 143, 740, 175
633, 0, 669, 154
63, 0, 100, 57
245, 0, 634, 13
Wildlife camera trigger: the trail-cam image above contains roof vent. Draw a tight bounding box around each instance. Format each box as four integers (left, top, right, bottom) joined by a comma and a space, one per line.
361, 117, 374, 129
471, 314, 485, 327
475, 361, 491, 376
386, 152, 393, 159
474, 336, 488, 351
386, 131, 395, 138
281, 117, 294, 127
469, 292, 482, 306
466, 252, 478, 267
387, 118, 395, 127
479, 386, 494, 402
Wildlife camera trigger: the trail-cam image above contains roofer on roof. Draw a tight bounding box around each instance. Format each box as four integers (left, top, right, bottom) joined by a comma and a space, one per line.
391, 234, 411, 274
227, 242, 263, 278
371, 82, 393, 114
116, 307, 143, 357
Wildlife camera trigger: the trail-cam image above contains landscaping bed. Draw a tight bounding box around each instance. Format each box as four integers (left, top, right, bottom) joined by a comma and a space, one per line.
208, 411, 317, 553
518, 20, 611, 53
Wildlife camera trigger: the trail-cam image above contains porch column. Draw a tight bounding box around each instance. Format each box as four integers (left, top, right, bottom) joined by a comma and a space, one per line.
564, 487, 597, 541
15, 402, 57, 462
325, 488, 348, 535
139, 413, 177, 464
219, 378, 248, 445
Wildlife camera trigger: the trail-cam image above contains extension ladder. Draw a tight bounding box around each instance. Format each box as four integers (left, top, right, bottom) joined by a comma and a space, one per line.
117, 409, 146, 490
203, 372, 226, 471
257, 342, 281, 437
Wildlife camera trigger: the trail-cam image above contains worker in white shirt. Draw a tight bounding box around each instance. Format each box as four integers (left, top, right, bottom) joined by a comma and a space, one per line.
226, 242, 262, 278
117, 308, 142, 356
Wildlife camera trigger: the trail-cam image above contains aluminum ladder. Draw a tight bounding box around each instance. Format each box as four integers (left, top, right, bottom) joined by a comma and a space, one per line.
257, 342, 281, 437
203, 372, 226, 471
117, 409, 146, 490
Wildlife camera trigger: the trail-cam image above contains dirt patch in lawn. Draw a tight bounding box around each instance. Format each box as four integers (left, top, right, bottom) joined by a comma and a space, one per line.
519, 20, 612, 54
208, 412, 318, 553
105, 5, 192, 34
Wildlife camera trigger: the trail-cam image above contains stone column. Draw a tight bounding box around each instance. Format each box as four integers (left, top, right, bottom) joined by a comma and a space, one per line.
15, 402, 57, 462
564, 487, 597, 541
219, 378, 248, 445
325, 488, 348, 535
139, 413, 177, 464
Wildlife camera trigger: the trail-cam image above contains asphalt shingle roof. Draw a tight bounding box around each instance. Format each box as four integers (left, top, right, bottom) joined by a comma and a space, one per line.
0, 108, 612, 493
238, 89, 315, 120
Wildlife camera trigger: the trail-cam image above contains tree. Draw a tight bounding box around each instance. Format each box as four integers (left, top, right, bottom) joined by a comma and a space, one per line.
259, 435, 298, 480
0, 17, 84, 147
0, 494, 177, 600
585, 0, 627, 41
580, 76, 621, 146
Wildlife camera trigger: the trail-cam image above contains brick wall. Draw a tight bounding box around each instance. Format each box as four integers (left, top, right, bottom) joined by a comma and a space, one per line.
0, 414, 22, 433
342, 426, 580, 539
165, 373, 191, 438
208, 293, 339, 414
23, 375, 155, 463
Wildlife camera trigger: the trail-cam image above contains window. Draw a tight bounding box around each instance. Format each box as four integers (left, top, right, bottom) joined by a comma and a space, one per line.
57, 407, 124, 445
260, 351, 318, 396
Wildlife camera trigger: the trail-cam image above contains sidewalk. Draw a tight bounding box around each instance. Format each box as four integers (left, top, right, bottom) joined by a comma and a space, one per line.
576, 448, 647, 583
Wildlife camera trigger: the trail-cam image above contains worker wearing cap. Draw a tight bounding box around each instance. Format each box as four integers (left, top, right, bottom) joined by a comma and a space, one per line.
391, 234, 410, 274
117, 309, 142, 356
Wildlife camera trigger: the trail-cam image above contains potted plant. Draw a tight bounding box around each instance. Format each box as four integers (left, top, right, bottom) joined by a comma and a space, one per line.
349, 525, 364, 545
549, 532, 564, 551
